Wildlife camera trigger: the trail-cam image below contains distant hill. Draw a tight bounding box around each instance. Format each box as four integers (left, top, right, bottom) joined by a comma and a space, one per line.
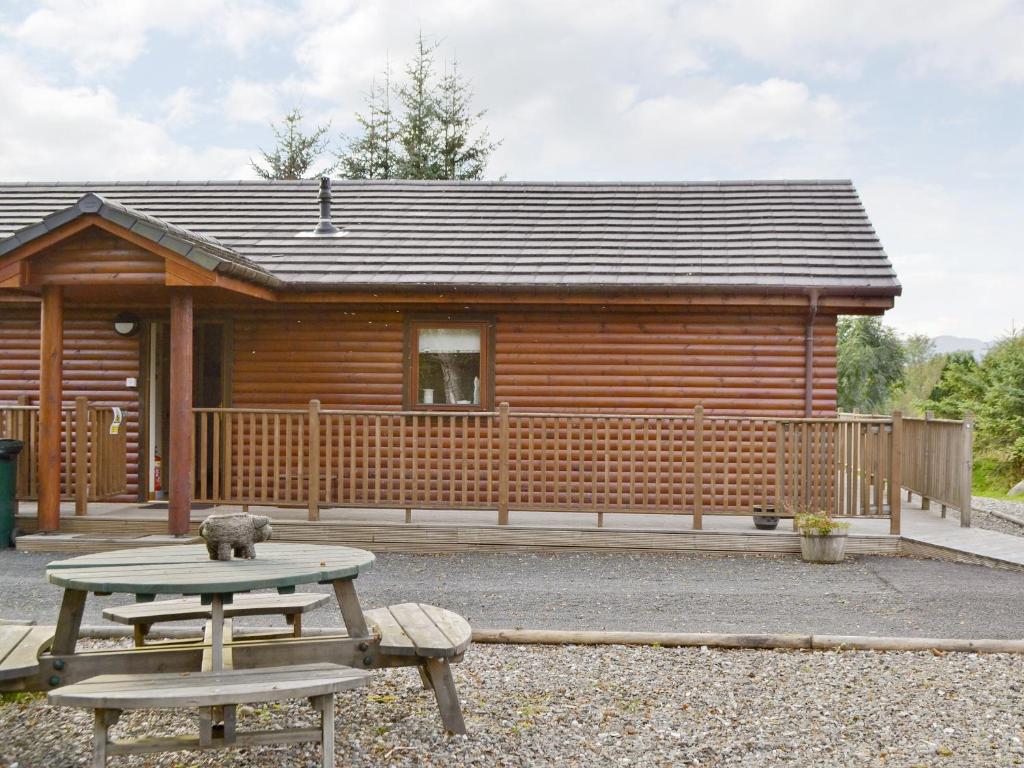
933, 335, 991, 359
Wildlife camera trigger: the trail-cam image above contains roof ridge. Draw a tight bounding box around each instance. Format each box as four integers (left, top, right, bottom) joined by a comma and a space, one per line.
0, 179, 856, 188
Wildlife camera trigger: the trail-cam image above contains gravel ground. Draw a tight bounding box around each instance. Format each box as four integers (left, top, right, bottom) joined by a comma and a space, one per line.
4, 549, 1024, 639
2, 640, 1023, 768
971, 496, 1024, 539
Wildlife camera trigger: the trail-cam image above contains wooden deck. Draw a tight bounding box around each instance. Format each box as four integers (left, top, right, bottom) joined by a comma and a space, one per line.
12, 495, 1024, 571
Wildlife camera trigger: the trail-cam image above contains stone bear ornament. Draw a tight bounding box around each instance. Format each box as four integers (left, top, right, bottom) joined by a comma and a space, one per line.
199, 513, 272, 561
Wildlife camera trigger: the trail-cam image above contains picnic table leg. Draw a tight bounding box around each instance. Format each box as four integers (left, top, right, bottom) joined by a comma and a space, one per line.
132, 623, 151, 648
53, 588, 88, 655
314, 694, 335, 768
417, 667, 431, 690
423, 659, 467, 735
210, 594, 225, 671
332, 580, 369, 638
93, 709, 120, 768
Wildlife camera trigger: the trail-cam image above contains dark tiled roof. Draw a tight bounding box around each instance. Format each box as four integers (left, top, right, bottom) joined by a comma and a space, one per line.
0, 180, 900, 295
0, 192, 279, 287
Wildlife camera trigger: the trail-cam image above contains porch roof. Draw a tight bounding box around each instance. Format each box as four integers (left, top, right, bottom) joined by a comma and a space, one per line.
0, 193, 280, 289
0, 180, 900, 297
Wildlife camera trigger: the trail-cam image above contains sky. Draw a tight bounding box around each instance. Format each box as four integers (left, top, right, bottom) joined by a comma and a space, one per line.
0, 0, 1020, 341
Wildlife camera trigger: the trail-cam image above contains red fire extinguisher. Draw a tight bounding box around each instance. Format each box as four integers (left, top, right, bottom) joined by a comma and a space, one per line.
153, 448, 162, 493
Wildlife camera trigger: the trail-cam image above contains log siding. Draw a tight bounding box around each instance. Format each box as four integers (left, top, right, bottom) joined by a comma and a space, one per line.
0, 308, 141, 499
1, 302, 837, 505
230, 306, 837, 417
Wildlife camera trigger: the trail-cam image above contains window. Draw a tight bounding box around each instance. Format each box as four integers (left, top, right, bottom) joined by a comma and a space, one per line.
407, 321, 491, 409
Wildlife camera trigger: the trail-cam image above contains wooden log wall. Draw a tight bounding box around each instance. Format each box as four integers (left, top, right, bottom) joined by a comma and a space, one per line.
495, 310, 837, 416
28, 229, 166, 286
232, 308, 405, 409
0, 308, 140, 500
218, 304, 839, 514
0, 301, 839, 510
231, 306, 838, 416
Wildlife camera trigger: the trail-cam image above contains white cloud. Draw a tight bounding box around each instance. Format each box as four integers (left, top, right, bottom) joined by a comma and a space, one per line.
161, 86, 199, 127
4, 0, 287, 74
225, 80, 282, 126
287, 1, 852, 179
0, 53, 250, 179
860, 177, 1024, 339
692, 0, 1024, 83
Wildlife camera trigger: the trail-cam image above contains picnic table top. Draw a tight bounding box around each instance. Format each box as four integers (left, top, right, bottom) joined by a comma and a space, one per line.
45, 543, 375, 597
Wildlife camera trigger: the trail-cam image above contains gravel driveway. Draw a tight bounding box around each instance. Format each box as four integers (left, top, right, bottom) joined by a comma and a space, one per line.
2, 641, 1023, 767
4, 549, 1024, 639
971, 495, 1024, 539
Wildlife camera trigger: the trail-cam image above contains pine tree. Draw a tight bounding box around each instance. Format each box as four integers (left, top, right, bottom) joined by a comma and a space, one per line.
251, 108, 333, 180
337, 65, 399, 180
334, 33, 502, 180
394, 32, 442, 180
436, 59, 500, 180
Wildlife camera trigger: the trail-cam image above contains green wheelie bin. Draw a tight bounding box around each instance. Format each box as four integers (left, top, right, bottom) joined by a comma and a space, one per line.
0, 439, 23, 548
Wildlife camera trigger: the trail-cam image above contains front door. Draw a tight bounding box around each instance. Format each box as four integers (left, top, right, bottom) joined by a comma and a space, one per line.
142, 320, 230, 501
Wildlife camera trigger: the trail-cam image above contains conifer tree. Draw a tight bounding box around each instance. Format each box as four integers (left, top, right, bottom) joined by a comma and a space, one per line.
436, 59, 500, 180
337, 65, 399, 180
394, 32, 442, 179
334, 33, 502, 180
251, 108, 333, 180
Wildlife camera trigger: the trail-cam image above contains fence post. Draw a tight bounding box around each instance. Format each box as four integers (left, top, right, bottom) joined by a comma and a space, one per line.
308, 399, 321, 521
74, 397, 89, 516
693, 405, 704, 530
920, 410, 933, 510
497, 402, 510, 525
888, 411, 902, 535
775, 421, 785, 521
15, 395, 29, 497
960, 415, 974, 528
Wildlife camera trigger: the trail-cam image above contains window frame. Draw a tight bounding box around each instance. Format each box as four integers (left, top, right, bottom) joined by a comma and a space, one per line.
404, 318, 495, 411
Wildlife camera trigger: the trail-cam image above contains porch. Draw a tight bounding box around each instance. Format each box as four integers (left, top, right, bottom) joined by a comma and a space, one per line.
3, 401, 973, 539
15, 494, 1023, 574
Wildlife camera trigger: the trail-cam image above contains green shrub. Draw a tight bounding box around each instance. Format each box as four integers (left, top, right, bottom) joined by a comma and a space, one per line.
794, 512, 850, 535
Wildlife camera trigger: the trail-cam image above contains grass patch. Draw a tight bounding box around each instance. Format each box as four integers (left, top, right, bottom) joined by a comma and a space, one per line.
1, 691, 44, 705
973, 458, 1023, 501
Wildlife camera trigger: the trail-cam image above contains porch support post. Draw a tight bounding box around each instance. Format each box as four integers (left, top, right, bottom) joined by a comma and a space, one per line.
168, 289, 194, 536
802, 290, 819, 418
38, 284, 64, 533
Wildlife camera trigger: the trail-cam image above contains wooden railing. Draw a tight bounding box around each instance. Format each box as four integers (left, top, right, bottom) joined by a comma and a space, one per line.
0, 398, 128, 512
193, 402, 918, 533
777, 418, 901, 529
900, 412, 974, 527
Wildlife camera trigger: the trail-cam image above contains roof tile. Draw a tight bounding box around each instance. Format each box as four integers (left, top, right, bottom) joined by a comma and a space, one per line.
0, 180, 899, 295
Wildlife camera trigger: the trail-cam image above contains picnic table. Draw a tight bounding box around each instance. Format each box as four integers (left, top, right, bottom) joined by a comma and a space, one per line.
46, 543, 376, 670
33, 542, 471, 765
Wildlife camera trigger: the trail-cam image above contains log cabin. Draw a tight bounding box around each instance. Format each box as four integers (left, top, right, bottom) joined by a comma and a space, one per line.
0, 179, 900, 534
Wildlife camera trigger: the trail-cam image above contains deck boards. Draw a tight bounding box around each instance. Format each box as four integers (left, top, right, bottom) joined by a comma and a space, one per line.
16, 516, 902, 557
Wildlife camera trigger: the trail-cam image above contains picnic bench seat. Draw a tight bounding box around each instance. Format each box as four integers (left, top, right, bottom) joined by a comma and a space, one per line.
102, 592, 331, 646
48, 662, 369, 768
365, 603, 471, 734
0, 624, 55, 682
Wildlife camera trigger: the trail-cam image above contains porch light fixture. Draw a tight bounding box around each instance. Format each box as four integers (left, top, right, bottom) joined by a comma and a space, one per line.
112, 312, 140, 337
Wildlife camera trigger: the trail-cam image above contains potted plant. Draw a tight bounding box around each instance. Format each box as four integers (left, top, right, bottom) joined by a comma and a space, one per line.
794, 512, 850, 564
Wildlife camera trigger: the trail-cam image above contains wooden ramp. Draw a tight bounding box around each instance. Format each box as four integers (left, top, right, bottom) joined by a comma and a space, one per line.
902, 529, 1024, 572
